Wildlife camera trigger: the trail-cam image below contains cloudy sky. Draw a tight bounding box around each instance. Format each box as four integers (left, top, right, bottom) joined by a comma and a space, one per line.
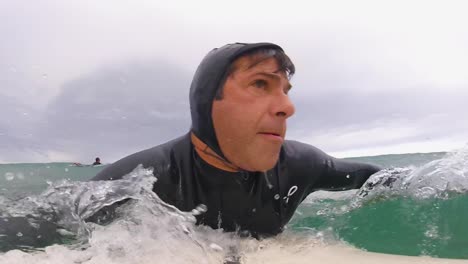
1, 0, 467, 163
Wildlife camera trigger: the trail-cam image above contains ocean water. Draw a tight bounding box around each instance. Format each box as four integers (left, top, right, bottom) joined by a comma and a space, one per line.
0, 148, 467, 263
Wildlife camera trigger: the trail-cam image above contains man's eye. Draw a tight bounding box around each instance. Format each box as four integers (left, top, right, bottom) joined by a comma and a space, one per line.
253, 80, 267, 89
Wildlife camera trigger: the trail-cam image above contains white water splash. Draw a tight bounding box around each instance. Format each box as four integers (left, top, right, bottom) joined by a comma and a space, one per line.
0, 165, 331, 264
355, 146, 468, 203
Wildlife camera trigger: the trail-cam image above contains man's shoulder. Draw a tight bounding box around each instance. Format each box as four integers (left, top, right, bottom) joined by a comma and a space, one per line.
92, 134, 191, 181
281, 140, 382, 176
280, 139, 335, 172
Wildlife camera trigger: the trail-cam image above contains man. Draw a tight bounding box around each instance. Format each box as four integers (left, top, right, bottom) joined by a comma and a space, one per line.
72, 157, 101, 167
93, 42, 381, 237
92, 157, 101, 166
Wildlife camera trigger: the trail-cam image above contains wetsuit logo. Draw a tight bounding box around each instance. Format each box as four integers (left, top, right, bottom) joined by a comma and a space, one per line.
283, 185, 298, 204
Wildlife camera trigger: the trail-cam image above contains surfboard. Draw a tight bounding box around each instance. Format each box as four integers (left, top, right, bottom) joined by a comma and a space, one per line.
244, 243, 468, 264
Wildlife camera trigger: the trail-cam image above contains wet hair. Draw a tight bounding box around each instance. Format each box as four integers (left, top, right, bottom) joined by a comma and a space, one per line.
214, 48, 295, 100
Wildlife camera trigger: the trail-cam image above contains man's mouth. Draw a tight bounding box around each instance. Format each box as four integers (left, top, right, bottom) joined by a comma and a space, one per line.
258, 132, 283, 141
259, 132, 281, 136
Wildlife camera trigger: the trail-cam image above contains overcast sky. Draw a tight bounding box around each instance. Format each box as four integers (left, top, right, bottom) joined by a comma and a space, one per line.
1, 0, 467, 163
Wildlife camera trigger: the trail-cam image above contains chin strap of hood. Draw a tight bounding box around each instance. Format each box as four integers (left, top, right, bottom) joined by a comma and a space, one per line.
191, 133, 239, 172
189, 42, 284, 164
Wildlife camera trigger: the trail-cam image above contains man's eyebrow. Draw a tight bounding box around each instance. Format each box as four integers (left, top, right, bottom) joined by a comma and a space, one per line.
251, 72, 292, 89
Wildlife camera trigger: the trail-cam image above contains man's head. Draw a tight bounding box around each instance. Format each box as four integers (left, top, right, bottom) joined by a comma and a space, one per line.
189, 43, 296, 172
95, 157, 100, 163
212, 48, 295, 171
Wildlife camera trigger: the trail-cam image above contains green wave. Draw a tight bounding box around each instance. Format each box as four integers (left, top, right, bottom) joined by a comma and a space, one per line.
290, 194, 468, 259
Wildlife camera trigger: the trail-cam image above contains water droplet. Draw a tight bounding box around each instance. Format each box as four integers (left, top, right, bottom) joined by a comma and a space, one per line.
346, 174, 350, 179
181, 225, 190, 234
252, 208, 256, 213
316, 210, 326, 216
209, 243, 223, 252
4, 172, 14, 181
191, 208, 202, 215
424, 226, 439, 239
274, 194, 280, 200
191, 204, 207, 215
57, 229, 74, 236
16, 232, 23, 237
196, 204, 207, 212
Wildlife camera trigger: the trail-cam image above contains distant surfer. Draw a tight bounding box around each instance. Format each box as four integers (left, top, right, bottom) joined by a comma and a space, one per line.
92, 42, 382, 237
92, 157, 101, 166
72, 157, 102, 167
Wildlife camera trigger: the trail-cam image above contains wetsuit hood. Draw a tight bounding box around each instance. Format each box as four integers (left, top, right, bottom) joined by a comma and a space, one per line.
189, 42, 284, 159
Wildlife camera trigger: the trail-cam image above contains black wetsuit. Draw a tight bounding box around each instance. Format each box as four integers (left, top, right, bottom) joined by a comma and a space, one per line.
92, 42, 381, 237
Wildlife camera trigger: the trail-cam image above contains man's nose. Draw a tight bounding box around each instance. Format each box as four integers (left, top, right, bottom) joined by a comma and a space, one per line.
272, 92, 295, 119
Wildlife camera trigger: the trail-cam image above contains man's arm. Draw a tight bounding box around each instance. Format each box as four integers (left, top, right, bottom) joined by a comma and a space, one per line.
313, 156, 382, 191
283, 140, 382, 192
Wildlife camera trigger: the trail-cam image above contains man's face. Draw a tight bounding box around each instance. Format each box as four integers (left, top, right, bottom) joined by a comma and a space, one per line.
212, 55, 295, 172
